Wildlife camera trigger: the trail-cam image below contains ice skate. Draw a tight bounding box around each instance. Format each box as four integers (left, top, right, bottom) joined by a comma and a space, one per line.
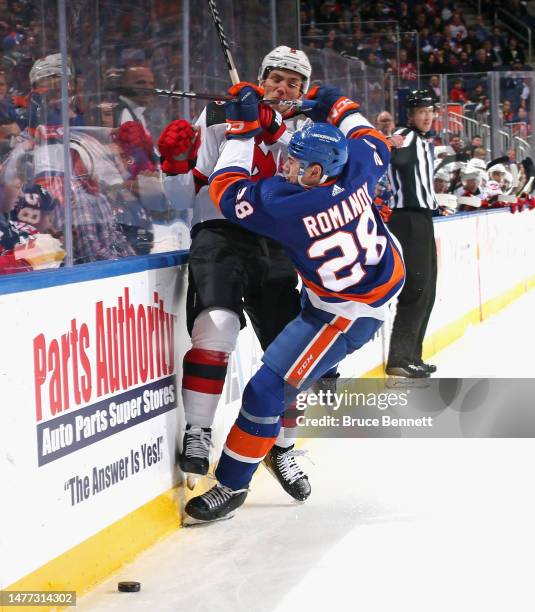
184, 483, 248, 525
263, 444, 311, 501
416, 360, 437, 374
178, 425, 213, 478
385, 363, 429, 378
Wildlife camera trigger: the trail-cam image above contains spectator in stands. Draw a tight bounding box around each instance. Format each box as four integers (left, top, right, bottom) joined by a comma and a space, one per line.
520, 78, 531, 107
441, 2, 455, 22
473, 147, 487, 160
469, 83, 487, 103
0, 71, 20, 156
435, 48, 454, 74
475, 96, 491, 123
471, 48, 493, 72
419, 27, 434, 56
514, 107, 530, 136
15, 53, 137, 264
324, 28, 344, 53
455, 51, 473, 74
449, 12, 467, 41
481, 39, 500, 66
489, 26, 507, 61
398, 48, 417, 82
428, 74, 441, 98
422, 52, 440, 75
449, 78, 469, 103
429, 26, 446, 52
463, 26, 481, 51
0, 181, 64, 274
449, 134, 466, 155
474, 14, 491, 44
115, 65, 156, 132
500, 99, 514, 124
469, 135, 483, 155
501, 36, 526, 68
506, 148, 517, 165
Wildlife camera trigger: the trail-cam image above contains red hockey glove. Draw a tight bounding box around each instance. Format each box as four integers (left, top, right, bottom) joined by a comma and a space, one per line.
157, 119, 201, 175
225, 82, 264, 139
258, 103, 286, 145
115, 121, 153, 157
305, 85, 360, 126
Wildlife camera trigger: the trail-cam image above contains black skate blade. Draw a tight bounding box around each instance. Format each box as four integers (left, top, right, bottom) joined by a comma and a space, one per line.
182, 512, 236, 527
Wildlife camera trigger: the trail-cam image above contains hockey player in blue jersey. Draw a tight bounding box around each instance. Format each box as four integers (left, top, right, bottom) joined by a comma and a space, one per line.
185, 83, 405, 523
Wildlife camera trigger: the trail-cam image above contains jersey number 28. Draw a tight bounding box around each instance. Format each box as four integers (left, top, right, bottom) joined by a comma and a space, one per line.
308, 207, 387, 292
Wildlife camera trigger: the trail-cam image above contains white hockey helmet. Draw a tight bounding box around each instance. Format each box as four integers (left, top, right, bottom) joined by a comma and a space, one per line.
258, 46, 312, 93
30, 53, 72, 86
461, 166, 481, 182
434, 145, 455, 159
434, 168, 450, 182
464, 159, 487, 185
468, 158, 486, 172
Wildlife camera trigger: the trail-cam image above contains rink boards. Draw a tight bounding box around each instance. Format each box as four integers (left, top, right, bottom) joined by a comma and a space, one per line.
1, 209, 535, 605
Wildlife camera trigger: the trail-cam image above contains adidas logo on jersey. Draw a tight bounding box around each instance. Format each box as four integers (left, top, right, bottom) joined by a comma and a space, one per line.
331, 184, 344, 196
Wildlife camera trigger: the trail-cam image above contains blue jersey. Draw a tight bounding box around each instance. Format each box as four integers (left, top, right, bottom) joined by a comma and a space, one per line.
209, 124, 405, 320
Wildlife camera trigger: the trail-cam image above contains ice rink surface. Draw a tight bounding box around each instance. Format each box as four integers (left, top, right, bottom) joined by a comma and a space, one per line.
77, 291, 535, 612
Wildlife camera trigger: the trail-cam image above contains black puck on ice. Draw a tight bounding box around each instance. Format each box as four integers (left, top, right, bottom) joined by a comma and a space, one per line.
118, 581, 141, 592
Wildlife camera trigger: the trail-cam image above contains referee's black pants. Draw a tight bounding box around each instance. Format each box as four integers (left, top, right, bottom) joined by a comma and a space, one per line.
387, 208, 437, 366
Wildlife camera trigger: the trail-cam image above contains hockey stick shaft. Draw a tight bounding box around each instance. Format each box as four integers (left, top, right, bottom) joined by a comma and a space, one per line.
207, 0, 240, 85
126, 86, 317, 110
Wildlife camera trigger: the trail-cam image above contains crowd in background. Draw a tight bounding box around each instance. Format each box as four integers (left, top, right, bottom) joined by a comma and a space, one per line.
0, 0, 534, 276
300, 0, 532, 127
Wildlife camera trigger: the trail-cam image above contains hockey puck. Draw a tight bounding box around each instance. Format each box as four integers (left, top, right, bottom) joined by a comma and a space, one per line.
118, 581, 141, 592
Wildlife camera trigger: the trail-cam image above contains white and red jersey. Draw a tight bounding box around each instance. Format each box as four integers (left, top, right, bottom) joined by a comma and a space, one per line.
163, 102, 309, 227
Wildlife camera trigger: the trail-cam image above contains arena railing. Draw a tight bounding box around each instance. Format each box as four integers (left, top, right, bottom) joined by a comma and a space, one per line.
494, 7, 532, 60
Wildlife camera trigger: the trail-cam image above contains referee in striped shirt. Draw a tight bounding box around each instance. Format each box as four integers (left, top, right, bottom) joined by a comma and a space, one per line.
386, 89, 447, 378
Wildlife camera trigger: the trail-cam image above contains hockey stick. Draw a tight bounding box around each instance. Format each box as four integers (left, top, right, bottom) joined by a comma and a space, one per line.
207, 0, 240, 85
119, 85, 312, 110
433, 153, 470, 175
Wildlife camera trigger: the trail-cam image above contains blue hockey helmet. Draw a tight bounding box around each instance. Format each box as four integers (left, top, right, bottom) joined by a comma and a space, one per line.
288, 122, 348, 179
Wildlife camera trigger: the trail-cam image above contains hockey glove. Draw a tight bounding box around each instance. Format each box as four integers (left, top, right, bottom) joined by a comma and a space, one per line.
305, 85, 360, 126
258, 104, 286, 145
115, 121, 154, 157
114, 121, 157, 178
157, 119, 201, 175
225, 82, 263, 139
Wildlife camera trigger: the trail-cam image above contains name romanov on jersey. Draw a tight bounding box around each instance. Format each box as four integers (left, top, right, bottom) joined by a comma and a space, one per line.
302, 182, 373, 238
